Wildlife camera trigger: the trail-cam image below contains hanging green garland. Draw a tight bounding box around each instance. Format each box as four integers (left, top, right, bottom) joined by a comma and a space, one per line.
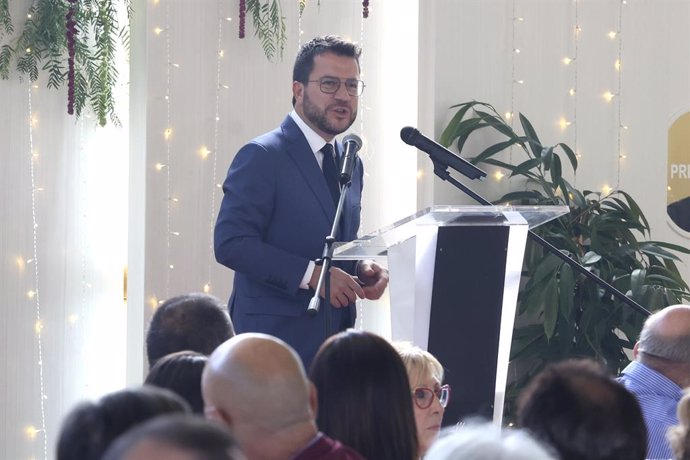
0, 0, 370, 126
0, 0, 129, 126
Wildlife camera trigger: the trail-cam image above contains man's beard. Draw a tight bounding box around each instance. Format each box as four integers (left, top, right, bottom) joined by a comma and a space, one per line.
303, 92, 357, 136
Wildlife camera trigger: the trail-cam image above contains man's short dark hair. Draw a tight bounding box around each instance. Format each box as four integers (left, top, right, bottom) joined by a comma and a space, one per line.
101, 414, 243, 460
517, 359, 647, 460
292, 35, 362, 106
146, 293, 234, 368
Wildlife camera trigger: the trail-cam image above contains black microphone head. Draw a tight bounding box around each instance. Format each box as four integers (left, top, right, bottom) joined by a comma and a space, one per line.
343, 133, 362, 150
400, 126, 419, 145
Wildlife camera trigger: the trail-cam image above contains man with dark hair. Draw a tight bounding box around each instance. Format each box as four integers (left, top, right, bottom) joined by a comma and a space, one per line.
101, 414, 244, 460
202, 333, 364, 460
146, 293, 235, 367
214, 35, 388, 367
518, 359, 647, 460
618, 304, 690, 459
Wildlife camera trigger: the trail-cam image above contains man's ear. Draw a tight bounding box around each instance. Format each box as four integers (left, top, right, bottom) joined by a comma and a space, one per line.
293, 81, 304, 105
205, 405, 233, 428
633, 341, 640, 360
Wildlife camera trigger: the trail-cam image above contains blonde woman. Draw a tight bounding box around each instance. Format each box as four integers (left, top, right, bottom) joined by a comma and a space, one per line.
668, 389, 690, 460
394, 342, 450, 458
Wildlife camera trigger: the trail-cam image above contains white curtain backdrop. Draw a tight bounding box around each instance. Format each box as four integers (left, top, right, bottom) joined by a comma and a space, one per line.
1, 0, 689, 458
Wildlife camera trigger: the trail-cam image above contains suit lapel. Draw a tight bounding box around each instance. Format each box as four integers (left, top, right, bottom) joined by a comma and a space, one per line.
280, 116, 336, 223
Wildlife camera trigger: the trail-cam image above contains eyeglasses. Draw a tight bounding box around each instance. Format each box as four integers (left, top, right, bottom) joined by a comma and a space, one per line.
307, 77, 366, 97
412, 384, 451, 410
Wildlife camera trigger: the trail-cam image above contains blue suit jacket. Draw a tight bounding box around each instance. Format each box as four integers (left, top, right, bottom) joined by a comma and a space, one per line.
214, 115, 363, 366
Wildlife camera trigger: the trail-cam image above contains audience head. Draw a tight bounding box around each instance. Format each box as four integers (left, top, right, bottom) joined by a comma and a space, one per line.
394, 341, 448, 457
309, 330, 419, 460
146, 293, 234, 368
202, 333, 317, 460
102, 414, 245, 460
668, 389, 690, 460
635, 304, 690, 387
517, 359, 647, 460
56, 386, 190, 460
145, 350, 207, 414
425, 421, 556, 460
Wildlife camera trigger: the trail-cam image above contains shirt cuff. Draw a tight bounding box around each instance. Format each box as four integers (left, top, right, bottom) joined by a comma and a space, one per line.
300, 260, 316, 290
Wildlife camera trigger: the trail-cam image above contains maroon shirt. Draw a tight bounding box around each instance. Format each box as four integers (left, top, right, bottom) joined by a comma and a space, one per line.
293, 433, 365, 460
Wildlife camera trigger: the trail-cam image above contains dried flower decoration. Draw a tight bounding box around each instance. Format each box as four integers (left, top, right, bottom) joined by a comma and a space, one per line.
66, 0, 77, 114
239, 0, 246, 38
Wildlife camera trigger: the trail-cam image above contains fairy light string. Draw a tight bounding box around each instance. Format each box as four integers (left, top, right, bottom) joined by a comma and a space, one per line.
27, 82, 48, 460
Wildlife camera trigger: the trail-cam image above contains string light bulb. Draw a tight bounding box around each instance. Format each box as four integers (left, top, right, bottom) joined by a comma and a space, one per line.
198, 146, 211, 159
608, 31, 618, 39
24, 426, 39, 440
562, 57, 573, 65
155, 163, 166, 171
203, 283, 211, 293
34, 320, 43, 334
569, 88, 576, 96
558, 118, 572, 131
164, 128, 173, 140
602, 184, 613, 195
154, 26, 164, 35
493, 171, 505, 181
603, 91, 615, 102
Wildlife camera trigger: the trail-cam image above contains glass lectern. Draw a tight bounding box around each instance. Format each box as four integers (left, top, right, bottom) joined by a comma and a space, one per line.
334, 205, 569, 426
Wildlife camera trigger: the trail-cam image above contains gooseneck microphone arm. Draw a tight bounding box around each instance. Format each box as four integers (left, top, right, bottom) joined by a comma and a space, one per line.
401, 126, 487, 181
401, 127, 650, 317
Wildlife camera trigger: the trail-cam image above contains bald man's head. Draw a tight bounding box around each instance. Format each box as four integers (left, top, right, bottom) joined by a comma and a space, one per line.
201, 333, 314, 433
638, 304, 690, 362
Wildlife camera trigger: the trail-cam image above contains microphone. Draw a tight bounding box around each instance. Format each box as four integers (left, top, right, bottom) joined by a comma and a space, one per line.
339, 133, 362, 185
400, 126, 486, 180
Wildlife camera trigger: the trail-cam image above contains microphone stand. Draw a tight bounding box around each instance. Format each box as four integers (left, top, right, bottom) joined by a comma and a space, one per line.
430, 160, 651, 317
307, 174, 355, 333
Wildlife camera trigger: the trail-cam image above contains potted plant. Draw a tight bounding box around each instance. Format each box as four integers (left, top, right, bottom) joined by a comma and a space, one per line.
440, 101, 690, 415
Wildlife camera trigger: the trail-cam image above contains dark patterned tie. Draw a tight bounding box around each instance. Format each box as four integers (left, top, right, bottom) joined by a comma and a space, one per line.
321, 143, 340, 206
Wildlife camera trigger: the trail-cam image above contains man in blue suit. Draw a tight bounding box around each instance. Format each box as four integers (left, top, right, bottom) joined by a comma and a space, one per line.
214, 35, 388, 367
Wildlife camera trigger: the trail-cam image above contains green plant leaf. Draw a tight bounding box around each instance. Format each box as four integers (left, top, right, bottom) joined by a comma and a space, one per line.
639, 243, 682, 261
550, 153, 562, 185
473, 138, 525, 164
557, 142, 578, 172
646, 241, 690, 254
475, 110, 519, 139
631, 269, 647, 298
519, 112, 543, 157
440, 101, 479, 147
511, 158, 542, 177
581, 251, 602, 265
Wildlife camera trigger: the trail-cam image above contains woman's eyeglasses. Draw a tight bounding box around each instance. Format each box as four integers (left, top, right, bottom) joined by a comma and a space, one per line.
412, 384, 451, 410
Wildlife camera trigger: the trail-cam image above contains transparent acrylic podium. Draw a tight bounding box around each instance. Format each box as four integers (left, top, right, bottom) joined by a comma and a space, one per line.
334, 205, 569, 426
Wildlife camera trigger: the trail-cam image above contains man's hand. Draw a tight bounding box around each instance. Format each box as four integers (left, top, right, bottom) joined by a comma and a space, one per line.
356, 260, 389, 300
309, 265, 365, 308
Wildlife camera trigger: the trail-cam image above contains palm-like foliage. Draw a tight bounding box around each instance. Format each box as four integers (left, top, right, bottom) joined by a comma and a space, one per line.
440, 101, 690, 413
